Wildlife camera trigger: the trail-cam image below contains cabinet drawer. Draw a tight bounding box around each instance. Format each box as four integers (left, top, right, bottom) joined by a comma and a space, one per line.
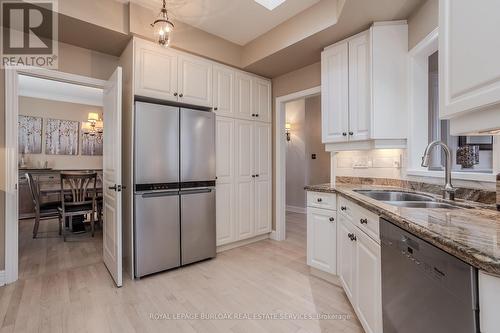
338, 196, 379, 241
307, 191, 336, 210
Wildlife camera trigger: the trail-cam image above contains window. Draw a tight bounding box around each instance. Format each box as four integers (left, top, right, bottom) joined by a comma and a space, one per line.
407, 30, 498, 182
426, 51, 494, 173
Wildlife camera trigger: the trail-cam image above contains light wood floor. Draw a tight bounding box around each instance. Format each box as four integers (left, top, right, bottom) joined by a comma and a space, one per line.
0, 213, 363, 333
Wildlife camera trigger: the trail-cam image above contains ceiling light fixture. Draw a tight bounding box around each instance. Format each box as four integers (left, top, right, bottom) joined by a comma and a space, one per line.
254, 0, 287, 11
151, 0, 174, 47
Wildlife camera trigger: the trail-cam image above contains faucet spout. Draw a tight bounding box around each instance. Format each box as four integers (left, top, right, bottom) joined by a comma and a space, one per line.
421, 141, 456, 200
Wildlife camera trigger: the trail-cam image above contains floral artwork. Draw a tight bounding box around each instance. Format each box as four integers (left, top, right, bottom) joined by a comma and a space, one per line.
45, 118, 79, 155
18, 115, 42, 154
82, 132, 103, 156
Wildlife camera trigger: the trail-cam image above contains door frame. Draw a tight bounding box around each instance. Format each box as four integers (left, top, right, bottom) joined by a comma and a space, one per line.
273, 86, 321, 241
4, 66, 106, 285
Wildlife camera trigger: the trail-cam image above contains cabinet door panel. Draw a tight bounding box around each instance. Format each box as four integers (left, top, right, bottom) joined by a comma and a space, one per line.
216, 182, 235, 246
135, 41, 178, 101
216, 117, 234, 183
235, 73, 253, 120
321, 43, 349, 143
254, 179, 271, 235
337, 214, 356, 300
253, 79, 271, 123
235, 120, 254, 240
355, 230, 382, 333
253, 122, 271, 181
440, 0, 500, 119
178, 55, 212, 107
348, 32, 371, 141
307, 207, 336, 274
213, 66, 234, 116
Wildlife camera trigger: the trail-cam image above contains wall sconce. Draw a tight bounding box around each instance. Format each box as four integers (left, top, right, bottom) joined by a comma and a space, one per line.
285, 123, 291, 142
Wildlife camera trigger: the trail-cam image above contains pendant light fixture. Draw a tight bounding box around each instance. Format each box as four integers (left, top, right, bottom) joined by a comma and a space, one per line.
151, 0, 174, 47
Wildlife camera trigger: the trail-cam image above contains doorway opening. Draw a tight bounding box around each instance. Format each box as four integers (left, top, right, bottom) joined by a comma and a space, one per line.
17, 75, 104, 280
4, 66, 123, 287
274, 86, 327, 242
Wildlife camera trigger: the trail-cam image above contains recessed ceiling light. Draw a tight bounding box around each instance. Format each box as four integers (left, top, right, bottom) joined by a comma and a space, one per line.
254, 0, 287, 11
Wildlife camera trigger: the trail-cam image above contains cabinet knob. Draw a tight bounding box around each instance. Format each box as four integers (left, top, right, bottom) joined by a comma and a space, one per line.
255, 114, 259, 117
342, 132, 347, 136
317, 198, 322, 202
341, 206, 347, 211
349, 131, 354, 136
329, 217, 334, 222
179, 93, 183, 98
251, 113, 256, 117
173, 92, 178, 96
252, 175, 256, 178
360, 218, 368, 224
255, 174, 259, 177
214, 107, 218, 111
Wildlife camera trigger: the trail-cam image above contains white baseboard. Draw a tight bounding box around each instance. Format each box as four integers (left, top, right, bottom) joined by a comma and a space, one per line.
309, 267, 342, 287
286, 205, 306, 214
216, 233, 270, 253
0, 270, 5, 287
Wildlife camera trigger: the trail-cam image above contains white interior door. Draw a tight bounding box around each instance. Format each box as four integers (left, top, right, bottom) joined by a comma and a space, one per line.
103, 67, 123, 287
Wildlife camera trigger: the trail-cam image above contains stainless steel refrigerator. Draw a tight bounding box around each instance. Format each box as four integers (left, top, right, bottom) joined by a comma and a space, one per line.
133, 101, 216, 278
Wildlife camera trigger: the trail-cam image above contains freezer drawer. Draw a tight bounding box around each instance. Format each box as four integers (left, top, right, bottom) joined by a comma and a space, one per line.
134, 102, 179, 186
134, 191, 180, 277
180, 188, 216, 265
180, 108, 216, 183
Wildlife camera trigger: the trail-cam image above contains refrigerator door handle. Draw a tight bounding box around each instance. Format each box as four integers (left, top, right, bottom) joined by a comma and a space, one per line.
141, 191, 179, 198
180, 188, 214, 195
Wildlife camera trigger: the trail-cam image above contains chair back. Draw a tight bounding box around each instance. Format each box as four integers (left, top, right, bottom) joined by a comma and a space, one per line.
25, 173, 40, 208
60, 172, 97, 208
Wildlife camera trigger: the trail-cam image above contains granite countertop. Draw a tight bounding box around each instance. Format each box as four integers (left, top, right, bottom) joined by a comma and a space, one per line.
305, 183, 500, 275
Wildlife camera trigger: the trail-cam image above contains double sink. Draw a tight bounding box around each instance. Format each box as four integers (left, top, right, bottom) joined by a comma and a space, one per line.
354, 190, 463, 209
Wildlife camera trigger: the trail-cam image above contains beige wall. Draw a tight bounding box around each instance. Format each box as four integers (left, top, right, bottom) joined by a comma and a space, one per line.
408, 0, 438, 50
285, 99, 307, 209
0, 41, 118, 271
19, 97, 103, 170
304, 95, 330, 185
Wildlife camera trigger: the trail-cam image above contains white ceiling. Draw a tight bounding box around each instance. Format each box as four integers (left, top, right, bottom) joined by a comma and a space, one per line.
19, 75, 103, 107
132, 0, 321, 45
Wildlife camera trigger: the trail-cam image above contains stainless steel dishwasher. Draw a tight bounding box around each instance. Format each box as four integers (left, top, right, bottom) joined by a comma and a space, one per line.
380, 218, 479, 333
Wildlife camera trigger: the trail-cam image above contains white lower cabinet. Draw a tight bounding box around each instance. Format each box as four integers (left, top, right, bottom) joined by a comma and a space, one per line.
354, 227, 382, 333
337, 197, 382, 333
307, 207, 337, 274
479, 271, 500, 333
338, 214, 356, 300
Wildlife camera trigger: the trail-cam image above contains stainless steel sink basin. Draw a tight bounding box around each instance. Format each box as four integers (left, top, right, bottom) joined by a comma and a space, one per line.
383, 201, 461, 209
353, 190, 435, 202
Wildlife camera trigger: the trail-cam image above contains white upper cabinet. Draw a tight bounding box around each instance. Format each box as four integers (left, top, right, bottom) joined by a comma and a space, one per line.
134, 39, 178, 102
252, 79, 272, 123
178, 54, 212, 107
321, 21, 408, 148
348, 31, 371, 141
440, 0, 500, 134
213, 66, 234, 117
235, 73, 253, 120
321, 42, 349, 143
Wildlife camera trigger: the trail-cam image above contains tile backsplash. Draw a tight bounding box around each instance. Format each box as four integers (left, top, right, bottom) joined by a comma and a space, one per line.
334, 149, 405, 179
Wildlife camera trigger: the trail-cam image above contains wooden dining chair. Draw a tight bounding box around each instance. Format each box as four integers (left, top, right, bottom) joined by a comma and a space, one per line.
25, 173, 61, 238
58, 172, 97, 241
